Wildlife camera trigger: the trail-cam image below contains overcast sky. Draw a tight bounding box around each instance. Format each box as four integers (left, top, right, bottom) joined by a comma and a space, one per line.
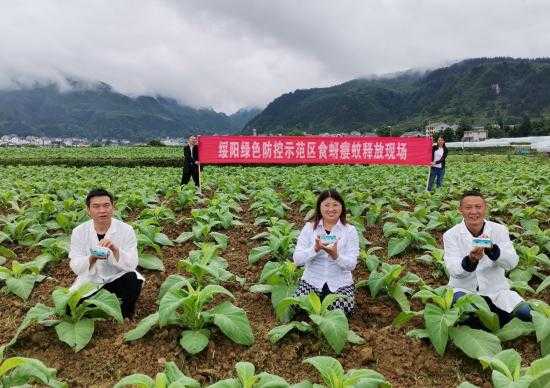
1, 0, 549, 113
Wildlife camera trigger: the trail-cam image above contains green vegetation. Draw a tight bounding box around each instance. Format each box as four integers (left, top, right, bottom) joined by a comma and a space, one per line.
124, 279, 254, 354
2, 283, 123, 355
247, 58, 550, 135
0, 82, 260, 141
0, 356, 66, 387
0, 150, 548, 386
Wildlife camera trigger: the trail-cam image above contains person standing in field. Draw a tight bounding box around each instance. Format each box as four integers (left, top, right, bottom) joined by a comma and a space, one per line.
181, 135, 200, 187
427, 136, 448, 191
443, 190, 532, 327
292, 189, 359, 316
68, 188, 144, 319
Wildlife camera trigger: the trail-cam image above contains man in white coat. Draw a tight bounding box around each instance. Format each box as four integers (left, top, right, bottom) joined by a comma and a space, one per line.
69, 189, 143, 318
443, 190, 531, 326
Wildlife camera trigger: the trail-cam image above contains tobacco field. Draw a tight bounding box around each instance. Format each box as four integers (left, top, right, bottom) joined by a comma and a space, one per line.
0, 152, 549, 387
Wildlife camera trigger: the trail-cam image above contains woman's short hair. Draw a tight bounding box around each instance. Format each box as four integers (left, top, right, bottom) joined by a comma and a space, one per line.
311, 189, 347, 229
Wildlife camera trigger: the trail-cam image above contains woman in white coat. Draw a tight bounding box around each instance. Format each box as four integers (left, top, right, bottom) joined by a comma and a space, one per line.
443, 190, 531, 326
293, 189, 359, 316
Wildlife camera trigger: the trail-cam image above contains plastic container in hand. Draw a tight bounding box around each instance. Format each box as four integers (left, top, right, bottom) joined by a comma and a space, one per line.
320, 234, 337, 249
90, 247, 111, 259
472, 238, 492, 248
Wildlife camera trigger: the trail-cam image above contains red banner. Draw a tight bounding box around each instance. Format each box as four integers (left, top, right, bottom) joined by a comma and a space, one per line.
198, 136, 432, 165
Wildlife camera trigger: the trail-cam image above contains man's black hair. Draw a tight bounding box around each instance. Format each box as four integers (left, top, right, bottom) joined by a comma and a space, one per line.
460, 189, 485, 205
86, 188, 114, 207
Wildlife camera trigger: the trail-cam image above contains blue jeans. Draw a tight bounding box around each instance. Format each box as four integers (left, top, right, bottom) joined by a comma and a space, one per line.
427, 167, 444, 191
453, 291, 532, 327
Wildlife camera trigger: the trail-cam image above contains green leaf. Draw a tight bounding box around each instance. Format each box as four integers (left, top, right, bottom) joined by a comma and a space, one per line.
473, 307, 500, 333
210, 232, 228, 250
275, 297, 301, 322
158, 274, 189, 302
84, 289, 123, 322
206, 302, 254, 346
154, 233, 173, 246
392, 311, 421, 328
124, 312, 160, 341
0, 357, 29, 377
532, 311, 550, 346
310, 310, 349, 354
66, 283, 99, 312
207, 378, 241, 388
389, 285, 410, 312
0, 356, 65, 387
175, 231, 194, 244
52, 288, 72, 315
407, 328, 429, 339
303, 356, 345, 387
55, 319, 95, 352
387, 236, 412, 257
457, 383, 479, 388
251, 231, 270, 241
346, 330, 365, 345
179, 329, 210, 354
0, 303, 57, 357
249, 284, 272, 294
527, 374, 550, 388
268, 322, 311, 343
0, 245, 16, 260
200, 284, 234, 303
270, 284, 296, 317
256, 372, 290, 388
6, 275, 38, 300
496, 318, 535, 341
449, 326, 502, 359
344, 368, 389, 387
308, 292, 322, 314
424, 303, 458, 355
114, 374, 155, 387
235, 361, 256, 387
138, 253, 165, 271
492, 349, 522, 379
248, 245, 272, 264
526, 355, 550, 388
320, 294, 341, 314
166, 363, 201, 387
491, 370, 522, 388
365, 272, 385, 297
536, 276, 550, 294
289, 381, 313, 388
541, 335, 550, 357
159, 289, 186, 327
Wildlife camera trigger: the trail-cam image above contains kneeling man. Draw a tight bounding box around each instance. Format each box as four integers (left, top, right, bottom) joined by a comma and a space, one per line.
443, 190, 531, 326
69, 188, 143, 318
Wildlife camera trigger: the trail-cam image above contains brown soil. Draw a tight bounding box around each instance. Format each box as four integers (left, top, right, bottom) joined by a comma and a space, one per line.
0, 200, 545, 388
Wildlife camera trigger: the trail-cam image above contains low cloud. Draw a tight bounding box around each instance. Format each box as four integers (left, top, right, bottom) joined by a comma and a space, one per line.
1, 0, 548, 112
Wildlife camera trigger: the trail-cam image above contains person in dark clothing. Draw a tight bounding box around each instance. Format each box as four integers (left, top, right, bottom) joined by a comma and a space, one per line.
181, 135, 200, 186
427, 136, 448, 191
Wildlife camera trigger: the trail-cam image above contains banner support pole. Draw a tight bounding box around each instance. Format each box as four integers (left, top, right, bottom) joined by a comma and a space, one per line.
197, 163, 202, 195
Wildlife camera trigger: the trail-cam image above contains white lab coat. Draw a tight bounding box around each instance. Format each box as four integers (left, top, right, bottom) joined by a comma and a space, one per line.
443, 219, 522, 312
293, 219, 359, 291
68, 218, 143, 292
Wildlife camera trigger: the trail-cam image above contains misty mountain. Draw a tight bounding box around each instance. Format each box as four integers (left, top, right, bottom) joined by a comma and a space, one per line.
245, 57, 550, 134
0, 81, 261, 140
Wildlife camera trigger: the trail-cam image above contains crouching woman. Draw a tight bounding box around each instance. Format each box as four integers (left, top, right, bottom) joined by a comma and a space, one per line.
292, 189, 359, 316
